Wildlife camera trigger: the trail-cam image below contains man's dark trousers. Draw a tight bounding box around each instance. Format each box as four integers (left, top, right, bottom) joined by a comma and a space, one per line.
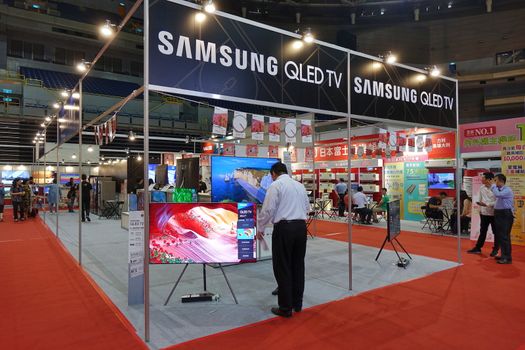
81, 199, 90, 221
475, 214, 498, 251
338, 194, 345, 217
272, 220, 307, 312
494, 209, 513, 260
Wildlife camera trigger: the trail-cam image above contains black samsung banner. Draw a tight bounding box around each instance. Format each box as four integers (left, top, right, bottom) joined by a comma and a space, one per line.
350, 55, 457, 128
148, 0, 348, 116
387, 200, 401, 241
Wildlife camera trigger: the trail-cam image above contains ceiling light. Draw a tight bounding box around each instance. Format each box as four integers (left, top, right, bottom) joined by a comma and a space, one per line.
53, 102, 60, 109
61, 90, 69, 98
72, 92, 80, 99
87, 146, 94, 152
64, 104, 79, 111
58, 118, 67, 123
100, 20, 115, 37
203, 0, 215, 13
292, 40, 304, 49
32, 140, 36, 144
72, 153, 77, 159
430, 65, 441, 77
303, 28, 314, 43
40, 123, 45, 127
87, 161, 91, 165
129, 130, 136, 141
448, 2, 453, 9
36, 132, 41, 136
45, 116, 51, 122
380, 8, 385, 15
137, 155, 142, 161
195, 12, 206, 22
371, 61, 382, 70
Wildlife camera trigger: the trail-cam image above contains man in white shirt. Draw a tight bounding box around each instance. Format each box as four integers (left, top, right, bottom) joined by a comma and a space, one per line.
468, 172, 499, 256
352, 186, 372, 224
258, 162, 310, 318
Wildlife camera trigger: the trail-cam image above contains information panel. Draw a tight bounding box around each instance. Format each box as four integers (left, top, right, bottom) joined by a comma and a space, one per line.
387, 200, 401, 241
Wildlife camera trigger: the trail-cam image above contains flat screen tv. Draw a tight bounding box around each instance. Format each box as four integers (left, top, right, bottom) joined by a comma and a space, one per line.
1, 170, 30, 184
149, 202, 257, 264
167, 165, 176, 185
176, 158, 199, 191
60, 174, 80, 185
211, 156, 280, 204
148, 164, 158, 182
428, 172, 455, 189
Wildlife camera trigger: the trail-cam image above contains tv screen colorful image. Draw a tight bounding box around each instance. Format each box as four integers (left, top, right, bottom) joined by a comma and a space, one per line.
60, 174, 80, 185
211, 156, 280, 204
149, 202, 257, 264
148, 164, 158, 182
1, 170, 30, 184
428, 173, 455, 189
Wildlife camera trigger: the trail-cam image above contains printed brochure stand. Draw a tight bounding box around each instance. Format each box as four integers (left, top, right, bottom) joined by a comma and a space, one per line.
163, 264, 238, 305
375, 200, 412, 268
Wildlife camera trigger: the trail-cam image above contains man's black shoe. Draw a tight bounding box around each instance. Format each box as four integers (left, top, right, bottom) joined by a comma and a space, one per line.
495, 256, 502, 260
293, 306, 302, 312
497, 259, 512, 264
490, 250, 498, 257
467, 248, 481, 254
271, 307, 292, 318
271, 287, 278, 296
87, 217, 91, 222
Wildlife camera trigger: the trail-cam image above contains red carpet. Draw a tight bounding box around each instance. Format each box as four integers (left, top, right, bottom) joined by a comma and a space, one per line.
0, 210, 147, 350
166, 220, 525, 350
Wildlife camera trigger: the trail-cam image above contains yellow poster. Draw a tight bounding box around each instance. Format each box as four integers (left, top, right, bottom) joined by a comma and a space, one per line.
501, 141, 525, 246
384, 162, 404, 219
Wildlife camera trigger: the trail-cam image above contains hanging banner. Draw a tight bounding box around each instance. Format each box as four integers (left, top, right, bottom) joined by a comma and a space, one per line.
200, 154, 210, 166
501, 140, 525, 246
58, 96, 80, 145
246, 144, 258, 157
212, 107, 228, 136
251, 115, 265, 141
284, 119, 297, 143
232, 111, 247, 139
305, 147, 314, 162
269, 117, 281, 143
301, 119, 313, 143
202, 142, 215, 154
384, 162, 404, 219
223, 143, 235, 156
268, 145, 279, 158
148, 0, 348, 116
93, 125, 99, 145
349, 55, 457, 128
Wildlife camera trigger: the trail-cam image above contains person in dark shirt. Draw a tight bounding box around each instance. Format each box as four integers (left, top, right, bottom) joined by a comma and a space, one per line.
426, 192, 447, 220
80, 174, 92, 222
198, 175, 207, 193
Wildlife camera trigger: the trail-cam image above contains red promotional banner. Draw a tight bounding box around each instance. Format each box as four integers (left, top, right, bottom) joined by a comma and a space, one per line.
428, 132, 455, 159
246, 144, 258, 157
223, 143, 235, 156
315, 143, 349, 161
305, 147, 314, 162
202, 142, 215, 154
268, 145, 279, 158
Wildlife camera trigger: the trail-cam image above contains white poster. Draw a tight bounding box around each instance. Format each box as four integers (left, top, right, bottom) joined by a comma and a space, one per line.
269, 117, 281, 143
470, 176, 494, 243
284, 119, 297, 143
301, 119, 312, 143
251, 114, 265, 141
212, 107, 228, 136
232, 111, 247, 139
128, 211, 145, 278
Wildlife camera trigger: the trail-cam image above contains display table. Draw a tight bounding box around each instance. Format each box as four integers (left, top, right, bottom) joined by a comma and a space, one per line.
121, 211, 129, 230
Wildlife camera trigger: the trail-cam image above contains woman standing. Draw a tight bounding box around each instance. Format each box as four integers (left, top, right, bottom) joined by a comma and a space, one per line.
22, 179, 32, 218
47, 178, 61, 214
11, 178, 25, 222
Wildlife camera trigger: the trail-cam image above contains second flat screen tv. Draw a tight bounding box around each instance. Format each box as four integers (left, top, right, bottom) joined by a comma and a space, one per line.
428, 173, 455, 189
211, 156, 280, 204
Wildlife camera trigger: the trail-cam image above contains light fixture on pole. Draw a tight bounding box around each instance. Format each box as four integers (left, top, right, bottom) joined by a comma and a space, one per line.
72, 92, 80, 99
100, 19, 116, 38
203, 0, 215, 13
137, 154, 143, 161
53, 102, 60, 109
87, 146, 94, 152
61, 90, 70, 98
385, 52, 397, 64
76, 60, 91, 73
129, 130, 136, 141
430, 65, 441, 77
303, 28, 314, 43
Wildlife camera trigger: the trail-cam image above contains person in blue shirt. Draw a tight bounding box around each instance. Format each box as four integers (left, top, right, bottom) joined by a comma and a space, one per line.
0, 183, 5, 222
334, 178, 348, 217
491, 174, 514, 264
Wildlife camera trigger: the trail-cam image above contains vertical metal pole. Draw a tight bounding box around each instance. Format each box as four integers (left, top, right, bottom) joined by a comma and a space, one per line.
56, 117, 60, 238
143, 0, 151, 342
455, 80, 462, 264
43, 141, 47, 223
78, 81, 83, 266
312, 115, 317, 235
347, 52, 353, 290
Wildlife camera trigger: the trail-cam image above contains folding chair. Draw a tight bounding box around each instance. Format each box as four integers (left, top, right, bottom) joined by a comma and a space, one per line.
306, 211, 316, 238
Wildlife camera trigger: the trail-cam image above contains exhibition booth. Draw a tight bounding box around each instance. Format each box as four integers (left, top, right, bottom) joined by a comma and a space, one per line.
22, 0, 485, 348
